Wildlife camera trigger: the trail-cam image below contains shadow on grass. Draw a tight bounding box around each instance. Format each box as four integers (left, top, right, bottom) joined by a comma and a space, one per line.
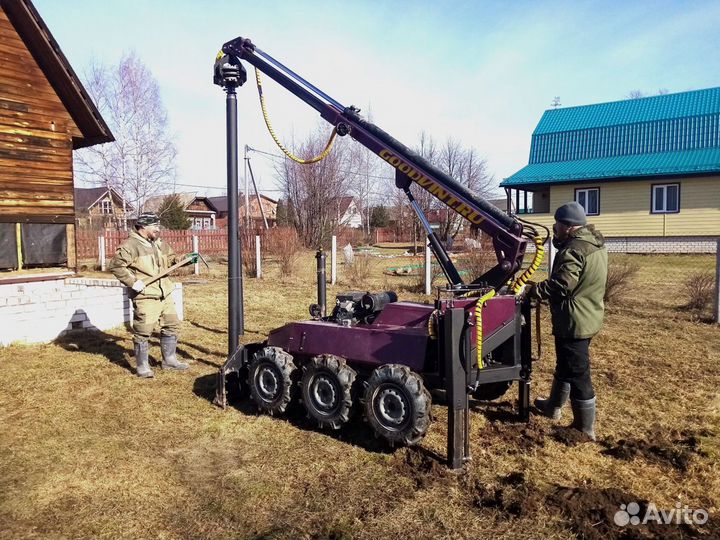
54, 328, 134, 374
188, 320, 266, 337
188, 321, 225, 335
176, 340, 225, 368
471, 399, 528, 424
192, 371, 393, 455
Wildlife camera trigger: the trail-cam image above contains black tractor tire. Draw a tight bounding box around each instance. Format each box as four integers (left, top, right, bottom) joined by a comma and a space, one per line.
472, 380, 513, 401
300, 354, 357, 430
247, 346, 297, 415
363, 364, 432, 446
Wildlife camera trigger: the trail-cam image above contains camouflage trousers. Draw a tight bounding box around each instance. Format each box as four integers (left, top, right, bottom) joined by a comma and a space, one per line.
132, 295, 181, 344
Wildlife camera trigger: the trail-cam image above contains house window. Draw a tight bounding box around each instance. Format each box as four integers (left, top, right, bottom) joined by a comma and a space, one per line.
100, 199, 113, 214
203, 217, 211, 229
574, 188, 599, 216
651, 183, 680, 213
193, 218, 203, 229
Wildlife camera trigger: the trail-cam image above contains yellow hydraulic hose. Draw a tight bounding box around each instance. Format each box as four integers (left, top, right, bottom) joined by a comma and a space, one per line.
255, 68, 337, 164
475, 289, 496, 369
511, 235, 545, 294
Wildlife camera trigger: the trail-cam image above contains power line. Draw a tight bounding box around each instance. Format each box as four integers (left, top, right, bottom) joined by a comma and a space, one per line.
247, 146, 397, 181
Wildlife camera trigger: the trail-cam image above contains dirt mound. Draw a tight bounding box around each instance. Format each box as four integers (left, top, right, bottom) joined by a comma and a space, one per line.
470, 472, 719, 540
548, 486, 717, 540
602, 428, 710, 471
479, 416, 547, 452
552, 425, 595, 446
393, 447, 449, 489
471, 471, 542, 517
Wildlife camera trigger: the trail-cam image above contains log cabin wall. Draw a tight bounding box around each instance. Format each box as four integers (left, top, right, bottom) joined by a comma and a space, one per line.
0, 7, 79, 219
1, 5, 82, 270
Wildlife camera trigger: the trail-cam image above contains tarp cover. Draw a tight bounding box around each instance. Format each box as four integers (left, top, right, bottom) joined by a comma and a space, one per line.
0, 223, 19, 270
21, 223, 67, 266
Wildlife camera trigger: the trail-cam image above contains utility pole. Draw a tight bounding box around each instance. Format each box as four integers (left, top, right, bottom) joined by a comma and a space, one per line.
244, 144, 250, 228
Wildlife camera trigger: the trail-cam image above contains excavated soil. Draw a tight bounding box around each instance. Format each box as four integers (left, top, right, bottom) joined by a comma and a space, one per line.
471, 471, 543, 518
478, 416, 547, 452
393, 447, 451, 490
471, 472, 719, 540
551, 425, 595, 446
547, 486, 719, 540
601, 428, 711, 471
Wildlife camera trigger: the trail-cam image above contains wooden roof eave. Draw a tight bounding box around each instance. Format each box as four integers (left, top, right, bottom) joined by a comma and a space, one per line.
2, 0, 115, 149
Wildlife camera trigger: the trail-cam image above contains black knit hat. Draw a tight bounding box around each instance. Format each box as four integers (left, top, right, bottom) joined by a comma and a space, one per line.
136, 212, 160, 228
554, 202, 587, 226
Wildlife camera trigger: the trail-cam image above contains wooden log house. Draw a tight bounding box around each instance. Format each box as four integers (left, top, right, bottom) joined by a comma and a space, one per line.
0, 0, 113, 272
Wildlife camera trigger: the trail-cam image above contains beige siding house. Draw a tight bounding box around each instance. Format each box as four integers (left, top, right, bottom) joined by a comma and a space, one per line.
501, 88, 720, 253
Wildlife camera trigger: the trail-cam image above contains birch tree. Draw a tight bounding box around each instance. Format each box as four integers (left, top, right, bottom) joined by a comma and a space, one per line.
74, 53, 177, 227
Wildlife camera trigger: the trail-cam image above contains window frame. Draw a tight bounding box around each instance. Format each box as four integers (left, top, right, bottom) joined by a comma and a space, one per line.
650, 183, 680, 214
99, 199, 113, 215
574, 187, 600, 216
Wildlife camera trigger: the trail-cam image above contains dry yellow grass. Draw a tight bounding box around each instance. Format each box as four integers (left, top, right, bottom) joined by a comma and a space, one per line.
0, 250, 718, 539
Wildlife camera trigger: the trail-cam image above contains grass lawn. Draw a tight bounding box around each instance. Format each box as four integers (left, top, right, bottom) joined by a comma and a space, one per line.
0, 251, 718, 539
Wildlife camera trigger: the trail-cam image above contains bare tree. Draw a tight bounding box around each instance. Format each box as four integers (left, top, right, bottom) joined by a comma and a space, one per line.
74, 52, 177, 227
348, 107, 382, 237
410, 133, 493, 242
348, 143, 379, 237
627, 90, 645, 99
276, 126, 354, 247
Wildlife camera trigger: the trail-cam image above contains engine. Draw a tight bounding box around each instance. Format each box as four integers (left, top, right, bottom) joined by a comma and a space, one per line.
313, 291, 397, 325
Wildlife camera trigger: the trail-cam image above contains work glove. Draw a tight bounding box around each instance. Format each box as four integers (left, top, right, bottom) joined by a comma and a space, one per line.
184, 252, 200, 264
131, 280, 146, 293
525, 281, 541, 306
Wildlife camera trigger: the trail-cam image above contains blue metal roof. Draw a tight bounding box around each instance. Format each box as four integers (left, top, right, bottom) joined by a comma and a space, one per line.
534, 87, 720, 134
503, 87, 720, 187
500, 147, 720, 186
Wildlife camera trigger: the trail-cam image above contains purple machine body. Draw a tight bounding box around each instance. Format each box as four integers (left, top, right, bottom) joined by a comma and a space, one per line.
214, 36, 539, 437
268, 295, 518, 381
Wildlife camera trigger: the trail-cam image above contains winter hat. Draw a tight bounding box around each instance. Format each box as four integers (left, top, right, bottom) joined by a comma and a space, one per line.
554, 202, 587, 226
136, 212, 160, 228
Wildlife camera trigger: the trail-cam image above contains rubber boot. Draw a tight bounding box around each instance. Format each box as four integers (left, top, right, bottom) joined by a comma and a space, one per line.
160, 335, 188, 371
134, 340, 154, 378
570, 397, 596, 441
534, 378, 570, 420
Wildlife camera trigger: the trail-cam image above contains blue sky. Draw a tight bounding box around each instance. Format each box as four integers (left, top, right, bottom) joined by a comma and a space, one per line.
34, 0, 720, 198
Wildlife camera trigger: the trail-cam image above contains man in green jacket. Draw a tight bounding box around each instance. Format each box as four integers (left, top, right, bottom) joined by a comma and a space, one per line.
110, 212, 189, 378
531, 202, 608, 440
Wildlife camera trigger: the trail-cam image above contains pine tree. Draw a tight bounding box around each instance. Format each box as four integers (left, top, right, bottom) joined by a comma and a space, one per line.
158, 195, 191, 230
276, 199, 287, 226
370, 205, 390, 228
286, 199, 297, 227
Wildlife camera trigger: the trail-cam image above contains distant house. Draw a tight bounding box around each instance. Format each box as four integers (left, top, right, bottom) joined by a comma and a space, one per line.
209, 193, 277, 229
143, 192, 218, 229
488, 197, 510, 214
333, 196, 362, 228
0, 0, 113, 272
501, 88, 720, 253
74, 187, 133, 229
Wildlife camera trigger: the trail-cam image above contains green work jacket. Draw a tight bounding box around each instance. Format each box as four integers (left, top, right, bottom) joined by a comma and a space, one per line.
109, 231, 178, 299
535, 226, 608, 339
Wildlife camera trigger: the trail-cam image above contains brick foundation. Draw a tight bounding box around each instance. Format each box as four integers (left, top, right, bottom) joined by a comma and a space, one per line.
604, 236, 718, 254
530, 236, 718, 254
0, 276, 183, 346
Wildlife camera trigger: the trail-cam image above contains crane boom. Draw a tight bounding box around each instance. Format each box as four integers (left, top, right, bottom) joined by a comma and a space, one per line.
220, 36, 528, 289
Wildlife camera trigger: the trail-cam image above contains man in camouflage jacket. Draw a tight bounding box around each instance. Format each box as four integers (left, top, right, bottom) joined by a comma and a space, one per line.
531, 202, 608, 440
110, 212, 189, 377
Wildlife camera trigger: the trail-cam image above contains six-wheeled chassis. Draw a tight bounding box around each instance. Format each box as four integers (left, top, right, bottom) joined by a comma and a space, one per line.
216, 287, 534, 447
